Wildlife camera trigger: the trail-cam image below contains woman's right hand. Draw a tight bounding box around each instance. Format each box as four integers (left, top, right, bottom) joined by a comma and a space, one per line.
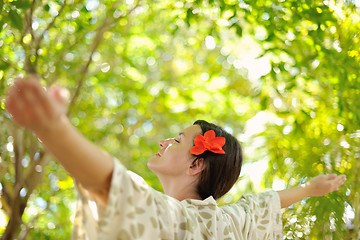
5, 75, 70, 137
6, 75, 113, 206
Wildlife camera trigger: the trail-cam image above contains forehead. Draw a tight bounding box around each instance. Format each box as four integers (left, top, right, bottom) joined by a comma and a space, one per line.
180, 125, 202, 140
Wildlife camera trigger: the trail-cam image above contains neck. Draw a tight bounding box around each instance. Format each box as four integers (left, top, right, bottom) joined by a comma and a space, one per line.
158, 175, 201, 201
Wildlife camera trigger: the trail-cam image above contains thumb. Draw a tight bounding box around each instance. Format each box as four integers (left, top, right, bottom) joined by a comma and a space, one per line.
49, 85, 70, 105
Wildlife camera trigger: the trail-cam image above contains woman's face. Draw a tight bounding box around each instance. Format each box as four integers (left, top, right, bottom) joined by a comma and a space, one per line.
147, 124, 202, 178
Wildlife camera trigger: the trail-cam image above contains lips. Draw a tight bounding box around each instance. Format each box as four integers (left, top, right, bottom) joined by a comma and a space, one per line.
156, 151, 161, 156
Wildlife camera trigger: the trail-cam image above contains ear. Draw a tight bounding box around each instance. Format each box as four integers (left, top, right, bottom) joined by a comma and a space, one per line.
188, 158, 205, 176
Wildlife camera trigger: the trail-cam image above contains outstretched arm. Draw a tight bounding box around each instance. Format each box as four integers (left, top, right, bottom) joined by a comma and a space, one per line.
5, 76, 114, 205
277, 174, 346, 208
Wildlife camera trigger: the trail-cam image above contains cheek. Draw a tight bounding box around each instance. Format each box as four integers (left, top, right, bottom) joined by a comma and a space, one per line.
175, 147, 191, 160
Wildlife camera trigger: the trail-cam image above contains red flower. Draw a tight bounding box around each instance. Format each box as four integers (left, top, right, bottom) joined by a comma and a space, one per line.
190, 130, 226, 155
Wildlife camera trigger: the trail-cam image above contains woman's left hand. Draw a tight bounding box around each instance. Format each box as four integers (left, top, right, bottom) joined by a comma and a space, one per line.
304, 174, 346, 197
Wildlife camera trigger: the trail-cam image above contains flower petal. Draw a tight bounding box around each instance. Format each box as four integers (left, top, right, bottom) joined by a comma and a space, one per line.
214, 148, 225, 154
190, 145, 206, 155
190, 130, 226, 155
193, 135, 205, 148
203, 130, 216, 141
210, 136, 225, 148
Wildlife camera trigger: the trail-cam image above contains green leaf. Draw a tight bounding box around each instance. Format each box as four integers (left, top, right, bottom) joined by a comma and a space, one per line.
8, 9, 23, 31
186, 8, 194, 28
0, 0, 3, 13
0, 19, 4, 33
43, 4, 50, 12
233, 24, 242, 37
11, 0, 32, 10
260, 96, 268, 109
265, 32, 275, 41
0, 60, 10, 70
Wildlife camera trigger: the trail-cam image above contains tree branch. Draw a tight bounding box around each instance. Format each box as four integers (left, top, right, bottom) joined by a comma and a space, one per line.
67, 19, 112, 114
24, 150, 50, 197
0, 182, 12, 215
33, 2, 67, 69
28, 0, 37, 42
1, 127, 26, 240
17, 213, 40, 240
13, 128, 24, 188
28, 135, 38, 168
18, 0, 38, 74
47, 31, 87, 86
17, 191, 52, 240
25, 0, 37, 45
353, 151, 360, 239
68, 1, 139, 115
1, 182, 22, 240
35, 2, 67, 53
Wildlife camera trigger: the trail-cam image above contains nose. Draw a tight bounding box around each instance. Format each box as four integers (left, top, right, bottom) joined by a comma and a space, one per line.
159, 138, 171, 149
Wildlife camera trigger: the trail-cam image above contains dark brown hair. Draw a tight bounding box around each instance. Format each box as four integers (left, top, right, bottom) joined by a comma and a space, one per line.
193, 120, 243, 200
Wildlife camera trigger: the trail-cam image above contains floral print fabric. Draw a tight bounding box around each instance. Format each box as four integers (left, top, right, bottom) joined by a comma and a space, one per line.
72, 159, 283, 239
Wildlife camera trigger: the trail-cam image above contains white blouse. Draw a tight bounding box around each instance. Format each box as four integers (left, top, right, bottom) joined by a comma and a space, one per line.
72, 159, 283, 239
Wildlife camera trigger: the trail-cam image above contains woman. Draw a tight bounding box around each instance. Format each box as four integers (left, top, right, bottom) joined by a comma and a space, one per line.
5, 76, 346, 239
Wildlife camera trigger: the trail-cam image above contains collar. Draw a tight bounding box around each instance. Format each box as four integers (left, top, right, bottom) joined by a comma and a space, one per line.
181, 196, 217, 206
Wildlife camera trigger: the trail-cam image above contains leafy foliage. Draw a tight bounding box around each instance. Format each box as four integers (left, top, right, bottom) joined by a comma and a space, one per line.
0, 0, 359, 239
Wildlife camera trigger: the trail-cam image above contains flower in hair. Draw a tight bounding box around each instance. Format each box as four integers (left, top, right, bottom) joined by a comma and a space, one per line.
190, 130, 225, 155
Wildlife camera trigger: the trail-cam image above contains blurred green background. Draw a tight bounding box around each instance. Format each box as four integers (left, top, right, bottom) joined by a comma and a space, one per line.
0, 0, 359, 239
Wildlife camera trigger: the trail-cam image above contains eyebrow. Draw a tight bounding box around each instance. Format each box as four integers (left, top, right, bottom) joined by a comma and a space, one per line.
178, 132, 185, 138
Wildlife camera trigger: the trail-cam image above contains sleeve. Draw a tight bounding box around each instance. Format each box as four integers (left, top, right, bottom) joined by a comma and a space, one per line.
71, 158, 192, 240
221, 191, 283, 239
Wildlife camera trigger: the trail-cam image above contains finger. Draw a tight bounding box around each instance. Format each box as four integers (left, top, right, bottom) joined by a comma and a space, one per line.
24, 74, 40, 82
33, 81, 53, 115
327, 174, 337, 180
22, 82, 49, 125
13, 76, 25, 86
16, 79, 49, 126
17, 84, 39, 126
50, 85, 70, 105
14, 77, 28, 89
5, 87, 19, 114
331, 175, 346, 191
7, 78, 47, 130
24, 79, 54, 119
337, 175, 346, 186
5, 86, 29, 127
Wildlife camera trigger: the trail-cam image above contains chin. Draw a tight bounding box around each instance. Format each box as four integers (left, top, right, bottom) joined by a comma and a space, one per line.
147, 161, 163, 179
147, 158, 156, 172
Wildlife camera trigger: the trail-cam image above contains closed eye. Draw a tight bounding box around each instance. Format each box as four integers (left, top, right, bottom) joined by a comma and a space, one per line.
174, 139, 180, 143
